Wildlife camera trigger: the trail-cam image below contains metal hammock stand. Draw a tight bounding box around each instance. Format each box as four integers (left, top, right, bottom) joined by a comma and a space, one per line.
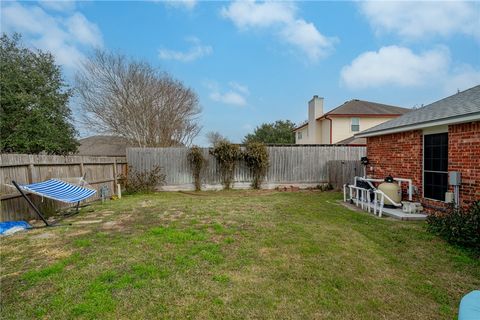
11, 177, 96, 227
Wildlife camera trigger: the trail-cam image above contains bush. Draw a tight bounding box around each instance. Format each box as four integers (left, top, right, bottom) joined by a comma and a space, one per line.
210, 141, 241, 190
243, 142, 269, 189
122, 165, 166, 194
187, 146, 206, 191
427, 201, 480, 251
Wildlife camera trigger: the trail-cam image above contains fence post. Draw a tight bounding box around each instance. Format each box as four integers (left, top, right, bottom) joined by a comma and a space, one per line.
80, 159, 85, 178
27, 164, 34, 184
26, 156, 36, 218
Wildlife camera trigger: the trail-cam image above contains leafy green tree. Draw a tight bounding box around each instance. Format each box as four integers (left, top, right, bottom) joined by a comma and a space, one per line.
0, 33, 79, 154
243, 120, 295, 144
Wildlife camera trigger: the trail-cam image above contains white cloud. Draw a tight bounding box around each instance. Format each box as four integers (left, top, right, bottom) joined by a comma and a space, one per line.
210, 91, 247, 106
163, 0, 197, 10
1, 2, 103, 69
66, 13, 103, 47
229, 81, 249, 95
280, 19, 335, 61
359, 1, 480, 40
159, 37, 212, 62
341, 45, 480, 94
443, 65, 480, 95
221, 0, 335, 62
39, 0, 76, 12
221, 1, 295, 28
207, 81, 249, 107
341, 46, 450, 89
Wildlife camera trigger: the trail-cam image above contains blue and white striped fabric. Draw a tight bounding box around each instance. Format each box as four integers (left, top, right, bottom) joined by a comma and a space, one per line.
19, 179, 97, 203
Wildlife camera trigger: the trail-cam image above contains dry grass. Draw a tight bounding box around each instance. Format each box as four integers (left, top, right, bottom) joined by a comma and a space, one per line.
1, 191, 479, 319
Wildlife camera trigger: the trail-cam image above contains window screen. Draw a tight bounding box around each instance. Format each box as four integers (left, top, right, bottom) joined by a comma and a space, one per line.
351, 117, 360, 132
424, 133, 448, 201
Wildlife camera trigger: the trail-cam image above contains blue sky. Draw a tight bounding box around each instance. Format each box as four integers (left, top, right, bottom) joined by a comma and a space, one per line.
2, 1, 479, 145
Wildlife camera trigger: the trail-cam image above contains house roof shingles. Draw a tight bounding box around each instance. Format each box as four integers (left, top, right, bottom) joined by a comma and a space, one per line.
293, 99, 409, 131
321, 99, 409, 117
357, 85, 480, 137
335, 136, 367, 145
77, 135, 133, 156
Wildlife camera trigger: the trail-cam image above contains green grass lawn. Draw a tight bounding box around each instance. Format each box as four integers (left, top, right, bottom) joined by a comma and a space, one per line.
1, 191, 479, 319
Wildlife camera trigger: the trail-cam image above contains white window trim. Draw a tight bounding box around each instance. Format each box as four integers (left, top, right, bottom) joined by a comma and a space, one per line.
351, 117, 360, 132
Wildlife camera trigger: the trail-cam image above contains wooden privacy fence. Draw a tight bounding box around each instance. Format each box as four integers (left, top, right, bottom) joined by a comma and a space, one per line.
327, 160, 364, 190
127, 146, 366, 190
0, 154, 127, 221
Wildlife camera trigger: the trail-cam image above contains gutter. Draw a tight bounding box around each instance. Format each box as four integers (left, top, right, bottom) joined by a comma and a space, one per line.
355, 112, 480, 138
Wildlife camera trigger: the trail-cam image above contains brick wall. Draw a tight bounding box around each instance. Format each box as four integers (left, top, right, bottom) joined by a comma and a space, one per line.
448, 121, 480, 206
366, 130, 423, 201
366, 121, 480, 210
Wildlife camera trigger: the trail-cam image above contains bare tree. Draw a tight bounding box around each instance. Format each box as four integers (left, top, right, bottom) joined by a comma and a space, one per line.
206, 131, 227, 147
75, 50, 201, 147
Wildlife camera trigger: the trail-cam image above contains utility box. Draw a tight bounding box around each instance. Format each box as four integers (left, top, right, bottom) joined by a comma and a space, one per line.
449, 172, 461, 186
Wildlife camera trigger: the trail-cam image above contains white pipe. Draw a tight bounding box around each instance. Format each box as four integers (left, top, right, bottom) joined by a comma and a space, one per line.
367, 191, 371, 213
454, 185, 460, 208
357, 177, 377, 189
355, 176, 414, 202
393, 178, 413, 201
117, 184, 122, 199
374, 190, 402, 207
379, 194, 383, 217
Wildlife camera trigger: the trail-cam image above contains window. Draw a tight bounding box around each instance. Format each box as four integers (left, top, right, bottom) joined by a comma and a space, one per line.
351, 117, 360, 132
424, 133, 448, 201
297, 131, 302, 140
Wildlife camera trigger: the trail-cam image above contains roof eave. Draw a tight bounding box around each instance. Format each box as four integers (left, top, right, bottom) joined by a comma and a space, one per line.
316, 113, 404, 120
356, 112, 480, 138
292, 124, 308, 131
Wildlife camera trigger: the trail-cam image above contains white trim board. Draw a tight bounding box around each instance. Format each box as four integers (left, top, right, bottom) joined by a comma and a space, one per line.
356, 113, 480, 138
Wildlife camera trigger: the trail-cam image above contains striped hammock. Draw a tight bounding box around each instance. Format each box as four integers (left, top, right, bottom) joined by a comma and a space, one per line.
18, 179, 97, 203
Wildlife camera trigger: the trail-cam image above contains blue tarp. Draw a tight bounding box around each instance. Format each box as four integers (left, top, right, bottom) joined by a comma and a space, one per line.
459, 290, 480, 320
0, 221, 31, 235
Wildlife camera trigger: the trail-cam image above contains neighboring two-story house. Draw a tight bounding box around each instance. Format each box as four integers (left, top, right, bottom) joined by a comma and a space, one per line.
293, 96, 410, 145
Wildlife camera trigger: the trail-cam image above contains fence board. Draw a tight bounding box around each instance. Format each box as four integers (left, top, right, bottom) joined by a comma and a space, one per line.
0, 154, 127, 221
127, 146, 366, 190
327, 160, 364, 190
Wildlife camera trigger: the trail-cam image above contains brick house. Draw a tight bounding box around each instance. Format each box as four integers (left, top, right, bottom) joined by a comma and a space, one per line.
356, 85, 480, 211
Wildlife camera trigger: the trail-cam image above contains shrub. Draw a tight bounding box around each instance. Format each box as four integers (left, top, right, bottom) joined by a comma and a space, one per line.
187, 146, 206, 191
427, 201, 480, 251
210, 141, 241, 190
243, 142, 269, 189
122, 165, 166, 194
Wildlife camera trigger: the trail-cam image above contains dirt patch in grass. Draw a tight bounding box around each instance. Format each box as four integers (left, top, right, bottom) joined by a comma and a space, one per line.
31, 232, 56, 239
73, 219, 103, 225
66, 229, 92, 237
